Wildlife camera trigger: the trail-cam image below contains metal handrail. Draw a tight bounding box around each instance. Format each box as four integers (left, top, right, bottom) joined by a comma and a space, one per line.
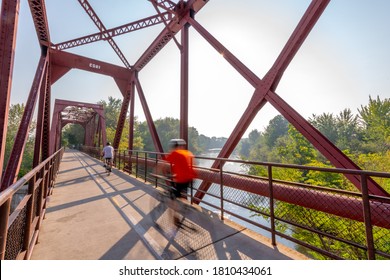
0, 148, 64, 260
81, 146, 390, 260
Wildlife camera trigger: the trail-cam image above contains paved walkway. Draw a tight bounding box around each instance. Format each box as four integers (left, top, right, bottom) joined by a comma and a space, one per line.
31, 150, 308, 260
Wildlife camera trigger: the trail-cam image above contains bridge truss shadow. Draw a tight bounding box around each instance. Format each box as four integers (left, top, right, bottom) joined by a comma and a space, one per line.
31, 150, 304, 260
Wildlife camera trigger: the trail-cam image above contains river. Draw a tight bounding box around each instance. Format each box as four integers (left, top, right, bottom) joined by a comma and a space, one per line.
194, 150, 297, 252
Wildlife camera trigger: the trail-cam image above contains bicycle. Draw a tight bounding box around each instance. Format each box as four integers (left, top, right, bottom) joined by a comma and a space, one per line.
103, 158, 112, 175
149, 174, 201, 259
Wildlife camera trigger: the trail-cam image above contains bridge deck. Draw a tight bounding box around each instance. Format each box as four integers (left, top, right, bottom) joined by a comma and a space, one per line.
31, 150, 308, 260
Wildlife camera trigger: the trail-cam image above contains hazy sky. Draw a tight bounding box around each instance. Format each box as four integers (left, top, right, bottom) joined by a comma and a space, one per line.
9, 0, 390, 138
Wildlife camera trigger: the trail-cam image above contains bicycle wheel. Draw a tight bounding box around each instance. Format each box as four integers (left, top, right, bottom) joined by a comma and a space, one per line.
149, 189, 171, 229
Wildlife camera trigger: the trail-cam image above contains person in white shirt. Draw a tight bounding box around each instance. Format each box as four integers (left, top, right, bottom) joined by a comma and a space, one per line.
102, 142, 114, 171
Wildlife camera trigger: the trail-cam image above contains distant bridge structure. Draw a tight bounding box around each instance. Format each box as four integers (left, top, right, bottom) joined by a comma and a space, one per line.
50, 99, 106, 154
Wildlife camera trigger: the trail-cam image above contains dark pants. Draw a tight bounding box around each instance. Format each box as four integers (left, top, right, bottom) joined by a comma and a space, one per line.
172, 181, 190, 199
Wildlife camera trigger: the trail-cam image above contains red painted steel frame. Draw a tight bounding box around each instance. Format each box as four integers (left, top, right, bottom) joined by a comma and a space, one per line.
0, 0, 21, 183
50, 99, 106, 155
180, 21, 190, 147
76, 0, 131, 69
134, 75, 164, 153
189, 0, 389, 199
2, 0, 387, 201
1, 54, 48, 191
33, 61, 51, 167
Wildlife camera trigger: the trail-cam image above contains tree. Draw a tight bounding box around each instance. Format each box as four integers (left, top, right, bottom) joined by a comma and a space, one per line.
62, 124, 84, 148
98, 97, 144, 150
99, 97, 122, 129
309, 113, 338, 144
263, 115, 289, 149
335, 108, 362, 152
358, 95, 390, 153
277, 125, 317, 165
4, 104, 35, 178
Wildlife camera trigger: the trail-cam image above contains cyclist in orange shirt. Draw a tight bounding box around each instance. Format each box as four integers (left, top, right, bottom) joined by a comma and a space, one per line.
164, 139, 197, 225
166, 139, 196, 197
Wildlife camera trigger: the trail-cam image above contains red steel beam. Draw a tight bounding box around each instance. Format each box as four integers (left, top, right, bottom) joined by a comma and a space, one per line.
134, 74, 164, 153
180, 21, 190, 147
128, 82, 135, 151
148, 0, 177, 14
190, 0, 389, 201
76, 0, 131, 69
1, 54, 48, 191
27, 0, 50, 47
33, 63, 49, 167
50, 49, 131, 86
41, 64, 51, 160
0, 0, 20, 183
134, 0, 208, 71
52, 13, 172, 52
113, 82, 132, 150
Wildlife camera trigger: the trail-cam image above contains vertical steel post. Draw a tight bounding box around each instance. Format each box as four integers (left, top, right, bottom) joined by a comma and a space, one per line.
128, 81, 135, 151
361, 174, 375, 259
268, 165, 276, 246
0, 198, 11, 260
128, 82, 135, 174
144, 152, 148, 182
24, 174, 36, 258
180, 20, 190, 147
136, 152, 139, 178
219, 160, 224, 221
33, 66, 49, 167
0, 0, 21, 182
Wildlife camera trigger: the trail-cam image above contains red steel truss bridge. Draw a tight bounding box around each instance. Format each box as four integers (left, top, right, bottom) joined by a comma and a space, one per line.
0, 0, 389, 260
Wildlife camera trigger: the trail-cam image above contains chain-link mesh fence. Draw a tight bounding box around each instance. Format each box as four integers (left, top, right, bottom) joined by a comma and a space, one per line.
84, 147, 390, 260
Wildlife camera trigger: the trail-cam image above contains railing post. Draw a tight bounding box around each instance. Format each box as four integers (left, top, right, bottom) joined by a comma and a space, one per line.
268, 165, 276, 246
135, 152, 139, 178
360, 174, 375, 260
0, 199, 11, 260
24, 174, 36, 258
118, 149, 121, 170
190, 157, 194, 205
220, 160, 224, 221
154, 155, 158, 187
128, 150, 132, 175
36, 169, 45, 243
144, 152, 148, 182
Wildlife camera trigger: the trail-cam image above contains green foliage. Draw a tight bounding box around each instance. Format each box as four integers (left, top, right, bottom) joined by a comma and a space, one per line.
240, 95, 390, 259
62, 124, 84, 148
276, 125, 317, 165
138, 117, 202, 154
358, 95, 390, 153
4, 104, 36, 178
303, 160, 350, 190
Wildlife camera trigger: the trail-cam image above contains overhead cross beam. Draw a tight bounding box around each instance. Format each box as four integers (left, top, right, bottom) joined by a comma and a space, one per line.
52, 13, 172, 52
148, 0, 178, 14
134, 0, 208, 71
76, 0, 131, 69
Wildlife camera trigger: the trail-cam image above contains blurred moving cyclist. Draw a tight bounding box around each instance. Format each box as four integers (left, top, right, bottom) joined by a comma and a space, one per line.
164, 139, 197, 224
